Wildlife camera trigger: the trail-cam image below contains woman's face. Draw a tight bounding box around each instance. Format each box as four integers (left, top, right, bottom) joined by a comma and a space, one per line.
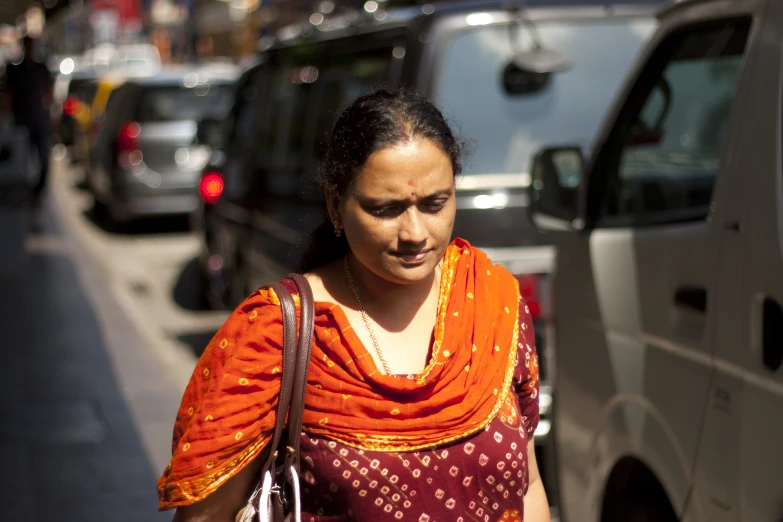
330, 137, 456, 285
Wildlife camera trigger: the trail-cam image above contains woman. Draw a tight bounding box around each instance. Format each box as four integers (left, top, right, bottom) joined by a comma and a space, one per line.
158, 89, 550, 522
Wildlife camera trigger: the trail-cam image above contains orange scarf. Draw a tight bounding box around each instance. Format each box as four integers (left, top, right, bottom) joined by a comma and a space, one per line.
158, 239, 520, 509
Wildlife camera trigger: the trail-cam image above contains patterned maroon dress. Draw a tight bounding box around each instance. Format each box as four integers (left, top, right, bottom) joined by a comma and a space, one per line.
297, 298, 540, 522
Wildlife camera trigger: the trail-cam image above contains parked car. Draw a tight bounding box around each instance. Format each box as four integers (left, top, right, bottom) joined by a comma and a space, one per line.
56, 70, 97, 151
528, 0, 782, 521
192, 0, 661, 512
81, 68, 158, 192
88, 65, 239, 223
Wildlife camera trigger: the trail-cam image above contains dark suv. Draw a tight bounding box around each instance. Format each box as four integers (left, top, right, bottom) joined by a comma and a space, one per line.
192, 0, 663, 513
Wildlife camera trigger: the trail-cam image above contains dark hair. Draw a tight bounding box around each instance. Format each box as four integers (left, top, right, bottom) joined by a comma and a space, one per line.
298, 89, 466, 273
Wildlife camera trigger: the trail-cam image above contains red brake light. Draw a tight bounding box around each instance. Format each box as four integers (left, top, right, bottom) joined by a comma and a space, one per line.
63, 96, 80, 116
200, 171, 224, 204
117, 121, 141, 152
515, 274, 541, 321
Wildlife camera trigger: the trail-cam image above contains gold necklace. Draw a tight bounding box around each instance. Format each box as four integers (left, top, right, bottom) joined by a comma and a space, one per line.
343, 254, 442, 375
344, 255, 393, 374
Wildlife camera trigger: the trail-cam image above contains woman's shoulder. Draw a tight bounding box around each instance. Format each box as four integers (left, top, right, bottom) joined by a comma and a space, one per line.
237, 279, 315, 311
212, 286, 296, 351
302, 259, 349, 304
158, 286, 289, 510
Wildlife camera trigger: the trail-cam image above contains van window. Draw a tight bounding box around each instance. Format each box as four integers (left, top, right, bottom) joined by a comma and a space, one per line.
223, 68, 265, 200
312, 46, 396, 158
254, 50, 326, 198
262, 63, 320, 173
231, 69, 264, 147
596, 19, 750, 224
434, 18, 655, 177
329, 47, 395, 101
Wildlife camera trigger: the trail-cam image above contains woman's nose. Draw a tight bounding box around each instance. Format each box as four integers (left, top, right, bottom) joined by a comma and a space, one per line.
398, 208, 428, 245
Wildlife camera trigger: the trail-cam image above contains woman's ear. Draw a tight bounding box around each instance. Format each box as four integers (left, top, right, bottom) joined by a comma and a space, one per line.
325, 188, 342, 229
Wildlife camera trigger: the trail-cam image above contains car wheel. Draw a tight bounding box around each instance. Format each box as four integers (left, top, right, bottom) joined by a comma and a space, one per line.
91, 198, 109, 220
91, 199, 127, 233
615, 490, 679, 522
197, 257, 224, 311
83, 166, 97, 196
228, 254, 254, 308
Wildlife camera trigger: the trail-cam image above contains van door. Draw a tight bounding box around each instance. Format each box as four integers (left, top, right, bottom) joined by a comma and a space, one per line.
694, 2, 783, 521
246, 47, 327, 282
551, 17, 753, 522
208, 65, 267, 306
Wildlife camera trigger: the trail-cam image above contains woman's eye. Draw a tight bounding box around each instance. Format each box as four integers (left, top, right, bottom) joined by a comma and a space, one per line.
368, 199, 448, 217
370, 205, 402, 217
423, 200, 447, 212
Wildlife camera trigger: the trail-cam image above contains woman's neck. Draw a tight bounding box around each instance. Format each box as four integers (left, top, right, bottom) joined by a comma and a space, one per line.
348, 255, 437, 309
307, 254, 441, 334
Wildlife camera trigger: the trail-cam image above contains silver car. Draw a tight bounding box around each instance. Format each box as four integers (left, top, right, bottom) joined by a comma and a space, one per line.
88, 65, 239, 223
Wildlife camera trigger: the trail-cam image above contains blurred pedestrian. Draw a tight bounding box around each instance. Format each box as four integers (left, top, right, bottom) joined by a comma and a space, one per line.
2, 36, 53, 207
157, 89, 550, 522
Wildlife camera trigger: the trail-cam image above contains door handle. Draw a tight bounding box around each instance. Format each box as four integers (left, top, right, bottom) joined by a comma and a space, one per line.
762, 297, 783, 372
674, 286, 707, 314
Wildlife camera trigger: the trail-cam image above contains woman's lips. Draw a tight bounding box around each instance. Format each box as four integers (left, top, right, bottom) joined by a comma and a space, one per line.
394, 250, 430, 263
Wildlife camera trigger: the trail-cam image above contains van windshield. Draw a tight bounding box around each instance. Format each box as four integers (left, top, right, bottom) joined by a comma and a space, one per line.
434, 17, 657, 178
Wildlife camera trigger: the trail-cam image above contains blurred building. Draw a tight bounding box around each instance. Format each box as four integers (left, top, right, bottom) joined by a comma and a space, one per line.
195, 0, 436, 59
33, 0, 462, 64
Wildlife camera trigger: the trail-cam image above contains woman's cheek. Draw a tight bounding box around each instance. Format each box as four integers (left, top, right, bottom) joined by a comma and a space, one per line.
352, 215, 395, 246
433, 209, 456, 239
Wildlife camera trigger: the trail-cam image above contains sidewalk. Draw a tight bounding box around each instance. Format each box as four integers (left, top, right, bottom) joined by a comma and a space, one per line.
0, 198, 178, 521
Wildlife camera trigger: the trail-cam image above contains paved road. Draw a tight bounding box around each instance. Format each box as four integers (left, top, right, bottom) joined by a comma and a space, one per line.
50, 152, 229, 390
0, 153, 227, 521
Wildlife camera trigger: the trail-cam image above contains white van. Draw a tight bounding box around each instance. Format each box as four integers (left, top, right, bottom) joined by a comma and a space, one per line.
527, 0, 783, 521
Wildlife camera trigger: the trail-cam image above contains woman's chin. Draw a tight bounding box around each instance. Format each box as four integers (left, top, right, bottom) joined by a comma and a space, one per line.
382, 261, 439, 285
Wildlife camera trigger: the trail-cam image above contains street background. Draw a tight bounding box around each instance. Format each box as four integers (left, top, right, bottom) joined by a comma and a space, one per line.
1, 1, 517, 519
0, 0, 730, 520
0, 150, 224, 520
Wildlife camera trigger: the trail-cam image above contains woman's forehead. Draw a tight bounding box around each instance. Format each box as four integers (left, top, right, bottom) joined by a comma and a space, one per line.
352, 138, 453, 195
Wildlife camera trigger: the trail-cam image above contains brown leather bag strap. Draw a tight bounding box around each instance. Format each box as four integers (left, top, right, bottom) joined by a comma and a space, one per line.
262, 282, 299, 474
235, 280, 309, 522
283, 273, 315, 475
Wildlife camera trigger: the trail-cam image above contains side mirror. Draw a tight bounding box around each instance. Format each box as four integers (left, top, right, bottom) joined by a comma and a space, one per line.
501, 49, 571, 96
197, 117, 225, 150
502, 63, 550, 95
510, 47, 572, 75
528, 146, 584, 231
